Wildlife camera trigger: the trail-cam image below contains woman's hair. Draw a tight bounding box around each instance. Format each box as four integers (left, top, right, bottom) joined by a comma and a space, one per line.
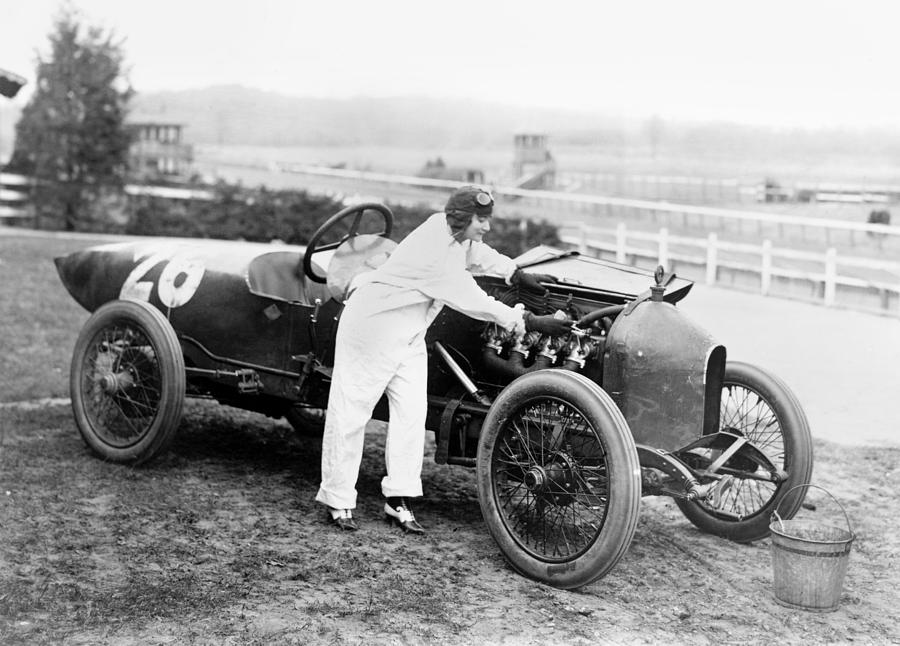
446, 210, 473, 236
444, 185, 494, 238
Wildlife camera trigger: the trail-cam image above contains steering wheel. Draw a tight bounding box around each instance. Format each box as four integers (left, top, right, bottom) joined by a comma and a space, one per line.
302, 202, 393, 283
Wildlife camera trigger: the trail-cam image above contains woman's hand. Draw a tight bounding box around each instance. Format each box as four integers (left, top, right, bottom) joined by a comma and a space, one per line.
512, 269, 558, 295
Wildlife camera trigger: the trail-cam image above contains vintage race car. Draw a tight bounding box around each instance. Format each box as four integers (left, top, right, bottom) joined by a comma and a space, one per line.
55, 202, 814, 589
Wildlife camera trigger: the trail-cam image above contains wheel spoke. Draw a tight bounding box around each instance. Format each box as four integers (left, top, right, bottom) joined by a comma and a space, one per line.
80, 321, 162, 448
508, 419, 540, 464
704, 381, 786, 518
492, 396, 609, 562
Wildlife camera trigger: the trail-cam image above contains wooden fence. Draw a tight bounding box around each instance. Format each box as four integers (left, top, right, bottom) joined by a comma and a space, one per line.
272, 163, 900, 250
0, 172, 31, 219
556, 171, 900, 205
556, 172, 753, 204
560, 222, 900, 316
0, 173, 214, 224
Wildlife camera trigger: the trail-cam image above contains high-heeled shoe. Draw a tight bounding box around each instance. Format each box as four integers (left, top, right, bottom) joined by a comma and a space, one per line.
327, 507, 358, 531
384, 497, 425, 534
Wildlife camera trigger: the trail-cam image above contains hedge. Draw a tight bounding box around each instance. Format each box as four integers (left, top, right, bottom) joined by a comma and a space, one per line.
124, 181, 560, 257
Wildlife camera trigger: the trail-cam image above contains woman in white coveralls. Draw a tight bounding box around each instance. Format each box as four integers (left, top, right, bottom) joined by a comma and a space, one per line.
316, 185, 572, 533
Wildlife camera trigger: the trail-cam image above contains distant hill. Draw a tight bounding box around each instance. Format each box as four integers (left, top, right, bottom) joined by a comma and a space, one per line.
129, 86, 900, 178
5, 84, 900, 183
130, 85, 622, 148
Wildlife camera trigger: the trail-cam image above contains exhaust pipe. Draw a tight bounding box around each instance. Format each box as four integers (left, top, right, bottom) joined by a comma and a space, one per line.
433, 341, 492, 406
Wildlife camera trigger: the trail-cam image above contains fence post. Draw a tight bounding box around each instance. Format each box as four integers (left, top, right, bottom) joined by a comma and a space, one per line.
579, 223, 588, 254
658, 227, 669, 270
616, 222, 627, 263
706, 232, 718, 285
761, 240, 772, 295
824, 248, 837, 306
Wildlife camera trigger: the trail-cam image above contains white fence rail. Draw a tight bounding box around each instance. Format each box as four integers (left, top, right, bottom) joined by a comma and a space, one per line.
0, 173, 214, 221
560, 222, 900, 316
11, 162, 900, 247
272, 163, 900, 248
0, 172, 32, 219
556, 171, 900, 205
557, 172, 753, 204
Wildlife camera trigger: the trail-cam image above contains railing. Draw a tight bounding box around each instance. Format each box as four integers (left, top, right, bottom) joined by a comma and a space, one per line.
560, 222, 900, 316
0, 172, 32, 219
499, 186, 900, 251
556, 171, 900, 205
124, 185, 214, 200
556, 172, 753, 204
0, 173, 213, 222
272, 163, 900, 249
11, 162, 900, 249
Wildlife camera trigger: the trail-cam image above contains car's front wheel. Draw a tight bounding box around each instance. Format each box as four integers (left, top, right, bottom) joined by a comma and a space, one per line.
675, 361, 814, 542
70, 299, 185, 464
476, 370, 641, 589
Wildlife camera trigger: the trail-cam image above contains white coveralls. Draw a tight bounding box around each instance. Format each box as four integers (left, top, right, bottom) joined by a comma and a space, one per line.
316, 212, 526, 510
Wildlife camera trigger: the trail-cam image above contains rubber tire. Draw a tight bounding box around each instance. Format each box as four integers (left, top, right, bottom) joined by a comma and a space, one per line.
675, 361, 814, 542
476, 370, 641, 589
70, 299, 185, 465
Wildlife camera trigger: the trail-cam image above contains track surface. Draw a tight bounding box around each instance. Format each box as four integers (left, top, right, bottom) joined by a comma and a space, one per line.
680, 284, 899, 447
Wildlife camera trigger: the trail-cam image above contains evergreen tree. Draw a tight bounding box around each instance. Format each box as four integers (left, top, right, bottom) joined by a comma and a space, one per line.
10, 7, 133, 230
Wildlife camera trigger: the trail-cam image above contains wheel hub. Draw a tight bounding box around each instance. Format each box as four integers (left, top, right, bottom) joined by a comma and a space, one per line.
524, 455, 578, 506
99, 370, 134, 394
523, 466, 547, 492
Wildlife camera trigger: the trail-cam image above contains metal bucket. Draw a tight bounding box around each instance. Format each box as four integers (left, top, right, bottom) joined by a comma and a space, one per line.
770, 485, 854, 612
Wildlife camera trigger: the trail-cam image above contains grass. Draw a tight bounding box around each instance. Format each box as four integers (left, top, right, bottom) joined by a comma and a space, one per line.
0, 235, 98, 403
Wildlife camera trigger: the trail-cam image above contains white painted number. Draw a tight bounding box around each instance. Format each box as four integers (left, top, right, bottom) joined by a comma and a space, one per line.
120, 251, 168, 302
158, 258, 205, 308
119, 249, 205, 309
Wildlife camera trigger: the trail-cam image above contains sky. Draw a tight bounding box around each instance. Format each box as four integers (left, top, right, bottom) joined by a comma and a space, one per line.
4, 0, 900, 129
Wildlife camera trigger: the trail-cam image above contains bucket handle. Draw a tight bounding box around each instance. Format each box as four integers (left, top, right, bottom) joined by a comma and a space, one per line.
771, 484, 853, 536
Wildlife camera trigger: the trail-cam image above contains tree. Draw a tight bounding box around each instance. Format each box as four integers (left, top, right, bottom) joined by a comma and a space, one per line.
9, 6, 133, 230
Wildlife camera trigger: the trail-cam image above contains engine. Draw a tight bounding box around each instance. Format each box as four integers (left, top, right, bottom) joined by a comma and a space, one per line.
424, 268, 726, 466
477, 283, 726, 452
479, 315, 603, 380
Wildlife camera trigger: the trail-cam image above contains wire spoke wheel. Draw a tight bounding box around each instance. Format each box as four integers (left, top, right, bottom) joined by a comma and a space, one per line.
493, 398, 610, 562
81, 324, 163, 447
707, 380, 785, 517
477, 370, 640, 589
676, 361, 813, 542
70, 300, 185, 464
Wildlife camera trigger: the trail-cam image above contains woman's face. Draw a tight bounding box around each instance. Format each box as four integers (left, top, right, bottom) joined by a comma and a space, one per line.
460, 213, 492, 242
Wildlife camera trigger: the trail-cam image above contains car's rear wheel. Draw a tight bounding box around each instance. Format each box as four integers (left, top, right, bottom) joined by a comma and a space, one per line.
476, 370, 641, 589
675, 361, 814, 542
70, 299, 185, 464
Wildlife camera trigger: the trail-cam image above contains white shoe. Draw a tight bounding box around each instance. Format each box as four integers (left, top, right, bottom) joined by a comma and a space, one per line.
384, 497, 425, 534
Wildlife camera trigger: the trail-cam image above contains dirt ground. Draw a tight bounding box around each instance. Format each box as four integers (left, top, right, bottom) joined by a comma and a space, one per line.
1, 397, 898, 646
1, 231, 898, 644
